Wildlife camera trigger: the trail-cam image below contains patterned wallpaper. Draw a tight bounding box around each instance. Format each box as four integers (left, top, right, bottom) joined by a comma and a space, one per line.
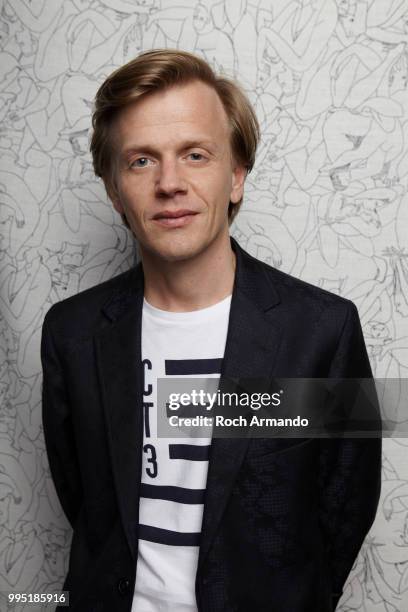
1, 1, 408, 610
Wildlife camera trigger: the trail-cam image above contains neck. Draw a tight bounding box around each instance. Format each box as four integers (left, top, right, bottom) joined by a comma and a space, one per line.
141, 232, 236, 312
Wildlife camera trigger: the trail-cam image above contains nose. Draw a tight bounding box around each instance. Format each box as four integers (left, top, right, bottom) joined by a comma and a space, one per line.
155, 158, 187, 198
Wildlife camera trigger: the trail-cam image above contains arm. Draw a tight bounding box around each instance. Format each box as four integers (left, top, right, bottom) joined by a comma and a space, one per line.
318, 301, 382, 610
40, 308, 83, 528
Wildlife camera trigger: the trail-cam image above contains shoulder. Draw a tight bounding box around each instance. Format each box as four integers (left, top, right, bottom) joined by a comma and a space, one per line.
237, 243, 362, 349
244, 245, 355, 318
42, 266, 137, 332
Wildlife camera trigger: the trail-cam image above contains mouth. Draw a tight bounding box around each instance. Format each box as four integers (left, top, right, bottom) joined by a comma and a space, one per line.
152, 209, 199, 228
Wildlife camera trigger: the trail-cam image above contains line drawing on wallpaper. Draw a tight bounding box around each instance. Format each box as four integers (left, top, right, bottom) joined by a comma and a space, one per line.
0, 0, 407, 609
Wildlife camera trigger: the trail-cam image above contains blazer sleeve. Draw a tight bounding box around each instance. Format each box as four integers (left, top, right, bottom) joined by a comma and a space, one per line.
41, 309, 84, 528
318, 301, 382, 610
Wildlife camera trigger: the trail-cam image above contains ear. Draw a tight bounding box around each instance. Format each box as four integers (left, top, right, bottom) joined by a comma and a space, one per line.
230, 163, 247, 204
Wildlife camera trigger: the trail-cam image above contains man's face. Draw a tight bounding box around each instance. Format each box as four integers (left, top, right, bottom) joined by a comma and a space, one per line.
110, 80, 246, 263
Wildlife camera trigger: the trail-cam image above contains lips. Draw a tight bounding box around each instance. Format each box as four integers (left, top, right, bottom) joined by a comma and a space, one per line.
152, 209, 198, 220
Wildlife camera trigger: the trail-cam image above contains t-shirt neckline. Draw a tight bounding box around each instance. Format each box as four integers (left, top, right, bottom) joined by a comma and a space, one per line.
142, 294, 232, 322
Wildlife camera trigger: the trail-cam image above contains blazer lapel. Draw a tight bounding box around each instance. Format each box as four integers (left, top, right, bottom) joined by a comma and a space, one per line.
93, 236, 283, 566
197, 236, 282, 572
94, 264, 145, 562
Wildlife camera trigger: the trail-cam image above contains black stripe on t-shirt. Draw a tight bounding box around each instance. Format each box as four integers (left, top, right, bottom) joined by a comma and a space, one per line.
138, 524, 200, 546
169, 444, 211, 461
165, 358, 223, 375
140, 483, 205, 504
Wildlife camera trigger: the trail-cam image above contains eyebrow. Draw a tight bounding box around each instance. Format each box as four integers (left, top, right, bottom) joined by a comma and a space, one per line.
120, 139, 220, 159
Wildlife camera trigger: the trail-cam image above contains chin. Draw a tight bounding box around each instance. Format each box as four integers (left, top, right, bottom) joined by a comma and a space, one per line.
147, 236, 209, 264
158, 245, 204, 263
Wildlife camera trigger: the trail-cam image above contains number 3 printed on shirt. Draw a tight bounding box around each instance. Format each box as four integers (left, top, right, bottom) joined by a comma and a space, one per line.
144, 443, 158, 478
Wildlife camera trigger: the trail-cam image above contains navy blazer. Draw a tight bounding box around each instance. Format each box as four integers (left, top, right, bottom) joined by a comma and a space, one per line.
41, 236, 381, 612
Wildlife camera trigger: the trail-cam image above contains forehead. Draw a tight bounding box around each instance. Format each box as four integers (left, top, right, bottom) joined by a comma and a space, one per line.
114, 80, 230, 149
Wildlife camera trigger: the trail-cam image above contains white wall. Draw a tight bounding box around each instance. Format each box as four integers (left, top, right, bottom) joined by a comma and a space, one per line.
1, 1, 408, 610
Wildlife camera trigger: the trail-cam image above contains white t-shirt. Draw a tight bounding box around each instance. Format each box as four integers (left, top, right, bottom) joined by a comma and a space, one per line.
131, 294, 232, 612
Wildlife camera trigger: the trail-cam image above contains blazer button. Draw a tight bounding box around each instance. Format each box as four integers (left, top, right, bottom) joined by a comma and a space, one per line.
117, 578, 131, 596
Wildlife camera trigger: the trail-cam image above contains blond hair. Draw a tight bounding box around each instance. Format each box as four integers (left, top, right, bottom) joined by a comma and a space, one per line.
90, 48, 260, 227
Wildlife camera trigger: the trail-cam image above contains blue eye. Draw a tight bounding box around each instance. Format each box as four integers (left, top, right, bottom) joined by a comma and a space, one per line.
131, 157, 149, 167
189, 153, 204, 161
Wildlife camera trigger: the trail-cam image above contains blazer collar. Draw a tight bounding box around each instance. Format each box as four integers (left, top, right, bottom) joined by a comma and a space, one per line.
101, 235, 281, 323
95, 236, 282, 564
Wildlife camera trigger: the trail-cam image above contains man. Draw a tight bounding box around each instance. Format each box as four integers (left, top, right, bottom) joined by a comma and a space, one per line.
41, 49, 381, 612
